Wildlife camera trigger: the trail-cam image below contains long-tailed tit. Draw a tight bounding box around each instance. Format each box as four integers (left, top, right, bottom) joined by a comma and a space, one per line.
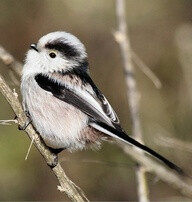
21, 31, 184, 175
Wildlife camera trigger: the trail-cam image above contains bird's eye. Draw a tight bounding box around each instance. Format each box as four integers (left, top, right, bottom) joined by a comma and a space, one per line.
49, 52, 56, 58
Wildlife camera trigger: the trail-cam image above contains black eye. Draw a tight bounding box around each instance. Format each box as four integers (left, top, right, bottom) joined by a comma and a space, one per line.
49, 52, 56, 58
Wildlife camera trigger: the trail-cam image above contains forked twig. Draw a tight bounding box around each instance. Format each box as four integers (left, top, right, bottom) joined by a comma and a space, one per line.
132, 51, 162, 89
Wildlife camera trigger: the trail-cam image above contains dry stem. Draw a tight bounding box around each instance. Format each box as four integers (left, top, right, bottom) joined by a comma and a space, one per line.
175, 24, 192, 104
132, 51, 162, 89
121, 144, 192, 198
157, 136, 192, 153
115, 0, 149, 201
0, 45, 22, 76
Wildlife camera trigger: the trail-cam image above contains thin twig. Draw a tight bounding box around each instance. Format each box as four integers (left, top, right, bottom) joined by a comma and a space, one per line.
114, 3, 192, 199
175, 24, 192, 105
132, 51, 162, 89
115, 1, 149, 201
0, 119, 18, 125
157, 136, 192, 153
0, 52, 88, 201
0, 46, 22, 76
25, 137, 35, 160
121, 143, 192, 198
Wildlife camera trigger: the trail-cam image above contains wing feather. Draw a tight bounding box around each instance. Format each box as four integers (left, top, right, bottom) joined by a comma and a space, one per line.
35, 73, 119, 129
62, 69, 120, 125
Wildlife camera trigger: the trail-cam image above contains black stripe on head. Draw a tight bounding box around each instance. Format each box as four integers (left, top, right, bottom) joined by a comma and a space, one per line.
45, 39, 80, 59
76, 59, 89, 72
59, 58, 89, 76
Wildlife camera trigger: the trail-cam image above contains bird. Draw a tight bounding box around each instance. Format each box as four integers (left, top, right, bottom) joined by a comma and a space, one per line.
21, 31, 184, 175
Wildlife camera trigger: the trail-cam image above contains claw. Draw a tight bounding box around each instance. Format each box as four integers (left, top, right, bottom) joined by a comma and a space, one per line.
25, 110, 31, 118
18, 119, 32, 130
48, 147, 64, 154
47, 154, 58, 168
46, 147, 64, 168
18, 111, 32, 130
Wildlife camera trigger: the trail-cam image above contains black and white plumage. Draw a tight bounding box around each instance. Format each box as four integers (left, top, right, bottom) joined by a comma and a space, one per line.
21, 31, 184, 175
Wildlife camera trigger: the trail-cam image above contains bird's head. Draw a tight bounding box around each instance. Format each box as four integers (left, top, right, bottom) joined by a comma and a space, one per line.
23, 31, 88, 76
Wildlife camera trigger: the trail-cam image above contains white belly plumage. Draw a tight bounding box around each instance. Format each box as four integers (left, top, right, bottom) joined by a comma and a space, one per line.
21, 77, 89, 150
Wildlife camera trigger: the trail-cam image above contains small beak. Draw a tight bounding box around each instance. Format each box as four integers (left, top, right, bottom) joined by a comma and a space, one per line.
30, 43, 39, 52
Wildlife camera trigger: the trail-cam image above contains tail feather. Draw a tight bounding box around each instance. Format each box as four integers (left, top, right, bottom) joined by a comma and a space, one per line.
90, 121, 186, 176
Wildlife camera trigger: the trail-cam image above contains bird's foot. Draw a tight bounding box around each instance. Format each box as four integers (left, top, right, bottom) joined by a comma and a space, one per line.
18, 111, 32, 130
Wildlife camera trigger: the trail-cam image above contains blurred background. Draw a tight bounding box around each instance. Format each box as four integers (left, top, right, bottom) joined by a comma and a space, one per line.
0, 0, 192, 201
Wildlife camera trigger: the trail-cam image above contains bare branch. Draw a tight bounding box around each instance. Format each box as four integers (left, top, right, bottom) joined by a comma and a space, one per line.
132, 51, 162, 89
0, 119, 18, 125
120, 143, 192, 198
0, 50, 88, 201
25, 137, 35, 160
115, 0, 149, 201
157, 136, 192, 153
114, 3, 192, 199
175, 24, 192, 105
0, 46, 22, 76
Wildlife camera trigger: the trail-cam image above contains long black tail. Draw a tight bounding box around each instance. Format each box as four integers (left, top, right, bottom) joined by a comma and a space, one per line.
93, 122, 186, 176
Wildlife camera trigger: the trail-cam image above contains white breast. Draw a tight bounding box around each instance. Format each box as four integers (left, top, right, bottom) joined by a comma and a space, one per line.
21, 76, 89, 151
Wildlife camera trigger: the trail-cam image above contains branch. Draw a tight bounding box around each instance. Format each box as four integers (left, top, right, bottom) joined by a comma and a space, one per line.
157, 136, 192, 153
114, 1, 149, 201
0, 45, 22, 76
0, 50, 88, 201
120, 143, 192, 198
0, 119, 18, 125
132, 51, 162, 89
175, 24, 192, 105
114, 0, 192, 200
